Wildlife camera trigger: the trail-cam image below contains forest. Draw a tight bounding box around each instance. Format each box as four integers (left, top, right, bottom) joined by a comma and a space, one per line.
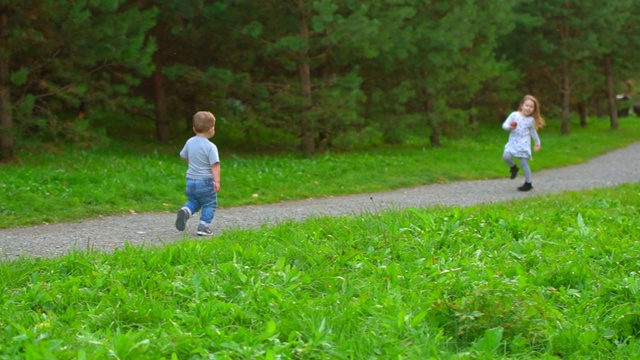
1, 0, 639, 163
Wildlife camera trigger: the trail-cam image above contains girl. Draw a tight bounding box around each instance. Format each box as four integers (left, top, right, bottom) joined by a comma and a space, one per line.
502, 95, 546, 191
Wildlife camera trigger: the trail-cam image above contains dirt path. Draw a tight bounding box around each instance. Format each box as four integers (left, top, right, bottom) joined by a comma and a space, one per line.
2, 142, 639, 260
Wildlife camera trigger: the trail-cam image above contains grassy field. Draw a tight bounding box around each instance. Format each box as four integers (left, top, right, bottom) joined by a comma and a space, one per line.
1, 182, 639, 358
1, 117, 640, 229
1, 117, 640, 357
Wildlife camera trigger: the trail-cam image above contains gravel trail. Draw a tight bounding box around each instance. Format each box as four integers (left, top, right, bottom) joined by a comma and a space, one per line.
2, 142, 639, 259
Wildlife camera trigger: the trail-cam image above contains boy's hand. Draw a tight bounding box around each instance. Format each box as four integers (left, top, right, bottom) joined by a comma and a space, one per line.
214, 182, 220, 192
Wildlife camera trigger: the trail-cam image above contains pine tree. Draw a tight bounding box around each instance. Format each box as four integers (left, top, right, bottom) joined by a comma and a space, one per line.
360, 0, 518, 146
0, 0, 157, 162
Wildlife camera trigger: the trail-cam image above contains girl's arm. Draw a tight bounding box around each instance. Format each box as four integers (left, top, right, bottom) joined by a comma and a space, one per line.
502, 113, 516, 131
531, 127, 541, 151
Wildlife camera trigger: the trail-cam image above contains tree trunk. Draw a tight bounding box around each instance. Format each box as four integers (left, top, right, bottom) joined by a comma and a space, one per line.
561, 65, 571, 135
578, 101, 588, 128
604, 54, 619, 130
468, 98, 478, 136
153, 51, 171, 143
429, 123, 441, 147
297, 2, 314, 155
298, 61, 314, 155
0, 8, 14, 163
425, 96, 441, 147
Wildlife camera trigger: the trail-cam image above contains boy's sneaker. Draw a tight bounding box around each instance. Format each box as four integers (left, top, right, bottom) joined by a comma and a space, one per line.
175, 208, 189, 231
197, 224, 213, 236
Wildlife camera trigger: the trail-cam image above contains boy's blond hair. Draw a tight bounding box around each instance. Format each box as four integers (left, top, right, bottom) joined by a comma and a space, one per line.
193, 111, 216, 133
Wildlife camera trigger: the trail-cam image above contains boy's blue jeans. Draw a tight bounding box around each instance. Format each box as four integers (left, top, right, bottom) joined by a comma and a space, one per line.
183, 178, 217, 224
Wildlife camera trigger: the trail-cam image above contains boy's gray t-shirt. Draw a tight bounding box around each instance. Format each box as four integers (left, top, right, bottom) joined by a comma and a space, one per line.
180, 136, 220, 179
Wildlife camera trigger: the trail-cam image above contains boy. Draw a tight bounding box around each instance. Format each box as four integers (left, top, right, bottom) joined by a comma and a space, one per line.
175, 111, 221, 236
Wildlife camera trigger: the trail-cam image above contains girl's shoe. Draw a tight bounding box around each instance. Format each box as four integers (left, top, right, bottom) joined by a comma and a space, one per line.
510, 165, 519, 180
517, 182, 533, 191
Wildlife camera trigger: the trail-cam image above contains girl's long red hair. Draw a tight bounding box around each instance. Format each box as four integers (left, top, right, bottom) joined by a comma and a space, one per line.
521, 95, 546, 130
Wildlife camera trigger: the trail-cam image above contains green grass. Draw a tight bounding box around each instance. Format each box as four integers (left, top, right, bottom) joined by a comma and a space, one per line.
2, 117, 639, 229
1, 182, 639, 358
1, 116, 640, 357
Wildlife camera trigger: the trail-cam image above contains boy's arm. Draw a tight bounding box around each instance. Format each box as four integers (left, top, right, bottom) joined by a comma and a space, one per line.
211, 162, 221, 192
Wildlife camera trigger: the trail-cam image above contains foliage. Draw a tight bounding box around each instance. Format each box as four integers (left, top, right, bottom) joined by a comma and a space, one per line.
363, 0, 520, 146
499, 0, 638, 132
2, 0, 640, 160
1, 0, 157, 145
